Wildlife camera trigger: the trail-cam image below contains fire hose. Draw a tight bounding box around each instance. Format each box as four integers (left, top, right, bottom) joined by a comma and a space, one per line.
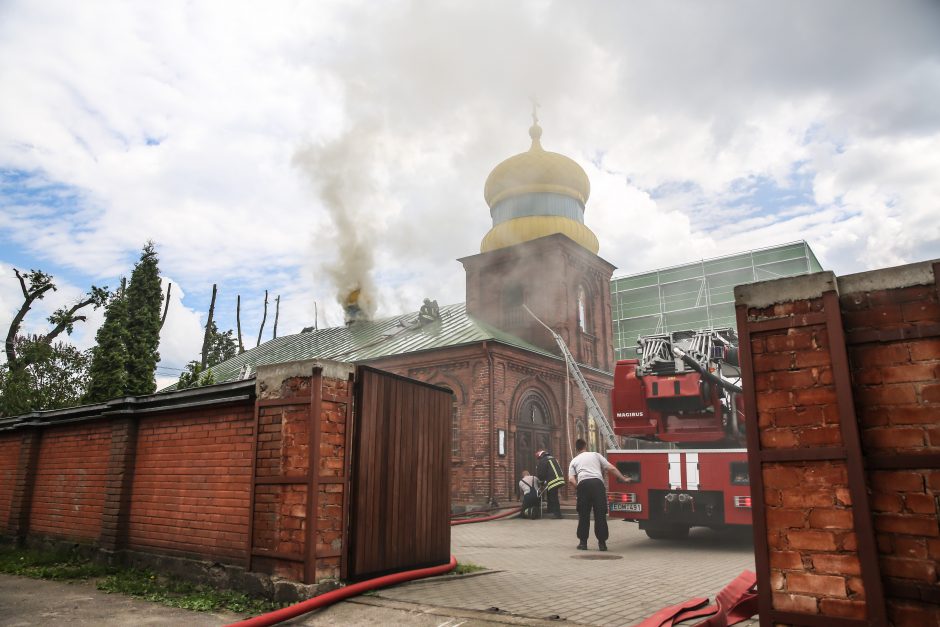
225, 506, 522, 626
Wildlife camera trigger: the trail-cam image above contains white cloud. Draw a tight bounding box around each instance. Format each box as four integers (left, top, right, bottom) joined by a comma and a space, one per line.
0, 0, 937, 375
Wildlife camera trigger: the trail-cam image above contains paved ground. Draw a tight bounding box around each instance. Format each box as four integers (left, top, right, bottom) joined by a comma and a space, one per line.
367, 516, 758, 627
0, 516, 758, 626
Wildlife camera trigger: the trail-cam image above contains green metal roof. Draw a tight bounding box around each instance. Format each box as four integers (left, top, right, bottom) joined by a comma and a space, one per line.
163, 303, 558, 391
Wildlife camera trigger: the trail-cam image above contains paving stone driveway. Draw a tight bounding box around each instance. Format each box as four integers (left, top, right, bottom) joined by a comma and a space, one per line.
375, 516, 758, 626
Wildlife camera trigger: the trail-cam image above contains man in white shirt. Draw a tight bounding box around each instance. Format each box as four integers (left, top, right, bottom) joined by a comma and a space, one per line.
567, 438, 629, 551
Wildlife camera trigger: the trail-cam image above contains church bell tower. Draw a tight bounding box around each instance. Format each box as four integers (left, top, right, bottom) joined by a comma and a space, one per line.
460, 116, 616, 372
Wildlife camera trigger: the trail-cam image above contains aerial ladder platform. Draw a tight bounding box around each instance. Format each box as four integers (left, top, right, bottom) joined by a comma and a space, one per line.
522, 305, 618, 450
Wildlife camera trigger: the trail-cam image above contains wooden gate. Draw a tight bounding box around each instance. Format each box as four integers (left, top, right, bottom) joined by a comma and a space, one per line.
347, 367, 452, 581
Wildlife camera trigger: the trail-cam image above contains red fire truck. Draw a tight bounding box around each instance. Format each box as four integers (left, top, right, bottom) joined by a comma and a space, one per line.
606, 329, 751, 539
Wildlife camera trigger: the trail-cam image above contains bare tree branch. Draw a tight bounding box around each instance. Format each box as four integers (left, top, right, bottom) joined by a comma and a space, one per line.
42, 292, 104, 347
236, 295, 245, 354
272, 295, 280, 339
200, 284, 217, 369
256, 290, 268, 348
6, 269, 56, 365
160, 282, 172, 330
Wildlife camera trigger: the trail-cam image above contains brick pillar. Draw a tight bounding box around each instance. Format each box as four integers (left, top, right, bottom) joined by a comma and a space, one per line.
99, 417, 138, 552
6, 428, 42, 543
736, 272, 885, 626
839, 260, 940, 626
248, 360, 355, 584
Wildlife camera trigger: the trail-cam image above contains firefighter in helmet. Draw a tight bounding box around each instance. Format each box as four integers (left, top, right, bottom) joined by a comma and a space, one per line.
536, 450, 565, 519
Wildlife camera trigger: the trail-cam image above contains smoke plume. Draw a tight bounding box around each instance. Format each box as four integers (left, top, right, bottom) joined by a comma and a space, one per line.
293, 121, 382, 322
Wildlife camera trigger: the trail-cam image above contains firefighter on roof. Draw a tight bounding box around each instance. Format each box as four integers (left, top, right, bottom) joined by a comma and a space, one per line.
536, 450, 565, 519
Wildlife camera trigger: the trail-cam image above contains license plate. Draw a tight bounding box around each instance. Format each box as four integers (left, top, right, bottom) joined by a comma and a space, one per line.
610, 503, 642, 512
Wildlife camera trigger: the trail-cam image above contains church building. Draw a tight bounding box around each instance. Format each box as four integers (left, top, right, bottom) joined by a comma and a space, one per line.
206, 119, 618, 508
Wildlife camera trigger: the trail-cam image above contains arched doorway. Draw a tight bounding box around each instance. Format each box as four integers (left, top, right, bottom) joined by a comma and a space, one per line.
514, 393, 552, 495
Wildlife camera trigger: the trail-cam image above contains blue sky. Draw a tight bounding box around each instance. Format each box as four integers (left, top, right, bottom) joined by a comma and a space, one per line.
1, 0, 939, 388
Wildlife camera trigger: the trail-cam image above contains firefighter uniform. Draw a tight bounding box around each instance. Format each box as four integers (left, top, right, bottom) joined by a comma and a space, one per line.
536, 451, 565, 519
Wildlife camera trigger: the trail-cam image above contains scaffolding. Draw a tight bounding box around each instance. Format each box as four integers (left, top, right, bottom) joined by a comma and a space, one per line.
610, 241, 823, 360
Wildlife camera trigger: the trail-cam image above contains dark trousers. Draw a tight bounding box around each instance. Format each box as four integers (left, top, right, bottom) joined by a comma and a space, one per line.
576, 478, 608, 542
545, 487, 561, 517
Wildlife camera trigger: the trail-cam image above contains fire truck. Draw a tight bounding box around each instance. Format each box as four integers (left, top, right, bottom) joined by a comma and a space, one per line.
606, 329, 751, 539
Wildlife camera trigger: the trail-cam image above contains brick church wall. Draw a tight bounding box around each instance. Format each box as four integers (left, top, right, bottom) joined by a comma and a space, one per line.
736, 259, 940, 627
371, 340, 612, 507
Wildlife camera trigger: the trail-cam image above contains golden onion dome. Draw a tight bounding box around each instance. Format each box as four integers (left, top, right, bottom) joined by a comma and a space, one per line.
481, 216, 599, 254
480, 120, 597, 254
483, 123, 590, 208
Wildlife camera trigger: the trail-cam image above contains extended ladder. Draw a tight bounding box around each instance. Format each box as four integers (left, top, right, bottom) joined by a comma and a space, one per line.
523, 306, 618, 449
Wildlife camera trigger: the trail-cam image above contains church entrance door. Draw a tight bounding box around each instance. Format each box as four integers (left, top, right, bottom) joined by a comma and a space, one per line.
514, 395, 552, 497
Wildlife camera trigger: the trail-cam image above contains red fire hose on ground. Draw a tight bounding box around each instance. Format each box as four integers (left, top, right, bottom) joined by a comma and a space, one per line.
225, 507, 523, 627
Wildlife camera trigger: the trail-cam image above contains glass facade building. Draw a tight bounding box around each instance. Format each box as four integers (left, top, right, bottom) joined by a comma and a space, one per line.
610, 241, 824, 360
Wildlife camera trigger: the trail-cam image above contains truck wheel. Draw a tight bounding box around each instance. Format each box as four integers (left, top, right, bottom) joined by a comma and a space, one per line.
644, 524, 690, 540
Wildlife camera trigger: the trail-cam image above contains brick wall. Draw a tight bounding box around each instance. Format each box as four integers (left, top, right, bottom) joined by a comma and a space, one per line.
30, 421, 111, 541
0, 434, 20, 530
373, 341, 612, 507
839, 266, 940, 626
0, 362, 451, 587
128, 404, 254, 561
248, 361, 354, 583
736, 260, 940, 627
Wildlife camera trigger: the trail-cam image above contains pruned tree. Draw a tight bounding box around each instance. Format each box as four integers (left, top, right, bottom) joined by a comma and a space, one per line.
5, 269, 107, 367
177, 321, 236, 390
159, 282, 172, 330
272, 295, 280, 339
236, 295, 245, 354
200, 284, 218, 369
1, 268, 106, 416
256, 290, 268, 347
124, 242, 163, 396
84, 278, 129, 403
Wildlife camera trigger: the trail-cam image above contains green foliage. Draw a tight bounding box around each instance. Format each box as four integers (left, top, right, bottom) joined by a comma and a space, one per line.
177, 362, 216, 389
453, 561, 486, 575
47, 285, 108, 335
177, 321, 234, 390
18, 269, 55, 299
84, 286, 129, 403
0, 338, 91, 416
0, 545, 114, 580
97, 569, 279, 614
0, 546, 278, 615
124, 242, 163, 396
204, 321, 237, 367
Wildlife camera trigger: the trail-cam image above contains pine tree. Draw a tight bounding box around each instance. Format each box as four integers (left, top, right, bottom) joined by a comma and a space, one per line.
124, 242, 163, 395
84, 281, 129, 403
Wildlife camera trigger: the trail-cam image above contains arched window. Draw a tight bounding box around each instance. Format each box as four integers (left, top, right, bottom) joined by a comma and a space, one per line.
575, 418, 586, 446
439, 387, 459, 457
520, 394, 550, 427
578, 286, 587, 332
588, 416, 598, 452
503, 284, 525, 329
577, 284, 592, 333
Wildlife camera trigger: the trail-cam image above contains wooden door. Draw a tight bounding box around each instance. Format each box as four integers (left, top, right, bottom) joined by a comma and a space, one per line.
514, 395, 552, 496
